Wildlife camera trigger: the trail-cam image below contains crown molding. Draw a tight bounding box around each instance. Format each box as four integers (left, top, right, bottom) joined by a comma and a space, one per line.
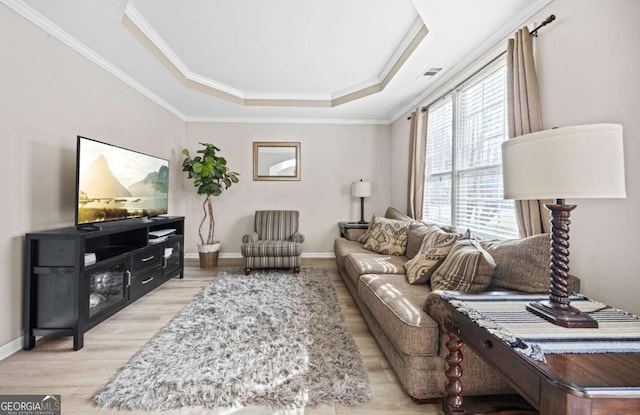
1, 0, 186, 120
185, 116, 391, 125
390, 0, 553, 123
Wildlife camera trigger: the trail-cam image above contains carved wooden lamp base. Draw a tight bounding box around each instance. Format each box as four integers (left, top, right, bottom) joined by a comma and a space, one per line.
527, 201, 598, 328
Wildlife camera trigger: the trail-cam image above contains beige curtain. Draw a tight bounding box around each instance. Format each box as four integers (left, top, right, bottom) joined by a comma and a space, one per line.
507, 27, 551, 237
407, 109, 428, 219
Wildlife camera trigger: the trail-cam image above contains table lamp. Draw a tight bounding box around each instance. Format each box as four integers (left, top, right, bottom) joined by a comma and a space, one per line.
352, 180, 372, 224
502, 124, 626, 328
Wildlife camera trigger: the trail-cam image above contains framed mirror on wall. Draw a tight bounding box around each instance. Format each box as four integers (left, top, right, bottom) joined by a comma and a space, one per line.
253, 142, 301, 181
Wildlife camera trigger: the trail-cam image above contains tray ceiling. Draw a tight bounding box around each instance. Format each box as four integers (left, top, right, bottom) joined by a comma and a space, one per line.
8, 0, 549, 122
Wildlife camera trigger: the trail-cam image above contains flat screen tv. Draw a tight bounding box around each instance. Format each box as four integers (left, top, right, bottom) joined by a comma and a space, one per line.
75, 136, 169, 226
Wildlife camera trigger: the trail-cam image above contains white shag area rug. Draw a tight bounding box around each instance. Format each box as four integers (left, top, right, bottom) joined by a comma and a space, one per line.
94, 267, 373, 411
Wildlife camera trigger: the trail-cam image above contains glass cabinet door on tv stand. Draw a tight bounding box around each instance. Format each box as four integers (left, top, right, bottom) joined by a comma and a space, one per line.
86, 256, 128, 320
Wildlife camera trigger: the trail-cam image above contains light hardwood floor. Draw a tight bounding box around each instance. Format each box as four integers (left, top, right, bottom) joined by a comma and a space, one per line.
0, 258, 443, 415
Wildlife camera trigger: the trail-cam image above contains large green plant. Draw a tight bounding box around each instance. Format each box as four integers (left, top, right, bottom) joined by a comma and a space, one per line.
182, 143, 240, 245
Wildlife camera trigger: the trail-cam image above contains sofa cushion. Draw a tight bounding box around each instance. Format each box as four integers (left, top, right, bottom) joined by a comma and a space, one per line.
405, 226, 460, 285
334, 237, 370, 273
431, 240, 495, 292
385, 206, 412, 221
357, 274, 440, 356
481, 234, 551, 293
363, 215, 411, 256
344, 253, 408, 288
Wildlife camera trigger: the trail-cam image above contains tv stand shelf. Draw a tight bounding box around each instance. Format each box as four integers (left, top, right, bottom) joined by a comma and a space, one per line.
23, 216, 184, 351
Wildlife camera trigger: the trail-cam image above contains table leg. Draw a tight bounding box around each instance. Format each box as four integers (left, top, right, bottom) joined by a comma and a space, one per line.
445, 330, 465, 414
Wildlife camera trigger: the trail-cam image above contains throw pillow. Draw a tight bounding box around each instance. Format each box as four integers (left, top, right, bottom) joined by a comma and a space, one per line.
431, 240, 496, 292
405, 221, 430, 259
481, 234, 550, 293
406, 221, 459, 259
363, 216, 411, 256
405, 226, 460, 284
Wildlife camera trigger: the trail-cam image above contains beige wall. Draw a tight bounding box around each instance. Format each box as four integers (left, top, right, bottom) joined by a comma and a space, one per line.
534, 0, 640, 315
390, 0, 640, 314
0, 6, 185, 350
184, 122, 391, 255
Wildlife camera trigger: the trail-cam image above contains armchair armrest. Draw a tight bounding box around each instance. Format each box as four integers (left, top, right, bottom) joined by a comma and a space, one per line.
290, 231, 305, 244
242, 232, 259, 243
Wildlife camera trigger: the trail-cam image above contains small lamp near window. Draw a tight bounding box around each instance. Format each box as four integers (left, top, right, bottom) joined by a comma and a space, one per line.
352, 180, 372, 224
502, 124, 626, 328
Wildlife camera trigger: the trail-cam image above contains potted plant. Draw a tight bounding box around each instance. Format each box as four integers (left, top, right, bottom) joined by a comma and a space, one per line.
182, 143, 239, 268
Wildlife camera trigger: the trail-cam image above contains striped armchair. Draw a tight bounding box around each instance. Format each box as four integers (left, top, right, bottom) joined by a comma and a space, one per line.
241, 210, 304, 275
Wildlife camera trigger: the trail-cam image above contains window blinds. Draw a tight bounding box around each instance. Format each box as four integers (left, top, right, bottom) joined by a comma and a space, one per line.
423, 62, 519, 240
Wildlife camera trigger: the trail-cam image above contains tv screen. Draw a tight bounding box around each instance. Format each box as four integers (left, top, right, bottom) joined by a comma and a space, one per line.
76, 136, 169, 225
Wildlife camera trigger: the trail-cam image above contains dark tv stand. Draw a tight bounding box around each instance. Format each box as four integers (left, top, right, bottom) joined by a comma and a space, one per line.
24, 216, 184, 351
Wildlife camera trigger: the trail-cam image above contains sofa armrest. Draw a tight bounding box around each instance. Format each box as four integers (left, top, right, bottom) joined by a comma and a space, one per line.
242, 232, 259, 243
291, 231, 305, 243
345, 228, 366, 241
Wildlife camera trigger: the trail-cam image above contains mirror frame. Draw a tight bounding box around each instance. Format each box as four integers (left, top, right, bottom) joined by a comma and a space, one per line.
253, 141, 301, 181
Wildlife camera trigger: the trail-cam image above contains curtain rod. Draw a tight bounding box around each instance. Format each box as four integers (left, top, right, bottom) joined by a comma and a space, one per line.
407, 14, 556, 120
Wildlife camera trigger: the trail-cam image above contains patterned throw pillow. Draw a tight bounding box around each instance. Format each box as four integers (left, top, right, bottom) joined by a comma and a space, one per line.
431, 240, 496, 292
405, 226, 460, 285
363, 216, 411, 256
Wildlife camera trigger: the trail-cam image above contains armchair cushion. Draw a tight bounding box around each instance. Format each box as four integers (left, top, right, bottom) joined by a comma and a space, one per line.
241, 240, 303, 257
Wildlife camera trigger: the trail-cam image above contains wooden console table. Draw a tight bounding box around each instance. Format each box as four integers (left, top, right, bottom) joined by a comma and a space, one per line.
424, 291, 640, 415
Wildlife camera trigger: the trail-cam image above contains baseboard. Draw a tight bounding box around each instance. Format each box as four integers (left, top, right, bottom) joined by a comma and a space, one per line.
185, 252, 335, 259
0, 335, 24, 362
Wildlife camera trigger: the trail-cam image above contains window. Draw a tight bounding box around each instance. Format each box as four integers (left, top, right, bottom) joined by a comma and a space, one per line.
423, 61, 518, 239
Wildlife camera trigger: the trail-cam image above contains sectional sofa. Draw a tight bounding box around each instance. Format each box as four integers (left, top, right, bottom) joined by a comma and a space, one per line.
334, 207, 579, 401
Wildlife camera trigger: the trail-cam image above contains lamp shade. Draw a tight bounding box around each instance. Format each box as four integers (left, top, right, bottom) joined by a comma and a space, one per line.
502, 124, 626, 200
352, 181, 372, 198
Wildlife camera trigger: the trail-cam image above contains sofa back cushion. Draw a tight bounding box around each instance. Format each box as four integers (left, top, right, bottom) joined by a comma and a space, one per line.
363, 215, 411, 256
431, 240, 495, 292
405, 226, 460, 285
384, 206, 412, 221
481, 234, 551, 293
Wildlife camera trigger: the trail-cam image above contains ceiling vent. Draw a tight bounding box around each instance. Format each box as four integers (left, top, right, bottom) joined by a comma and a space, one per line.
423, 67, 443, 77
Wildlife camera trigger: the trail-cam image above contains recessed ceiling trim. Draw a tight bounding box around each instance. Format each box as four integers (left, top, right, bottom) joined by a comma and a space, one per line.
1, 0, 185, 120
123, 3, 427, 108
185, 116, 390, 125
124, 3, 245, 98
